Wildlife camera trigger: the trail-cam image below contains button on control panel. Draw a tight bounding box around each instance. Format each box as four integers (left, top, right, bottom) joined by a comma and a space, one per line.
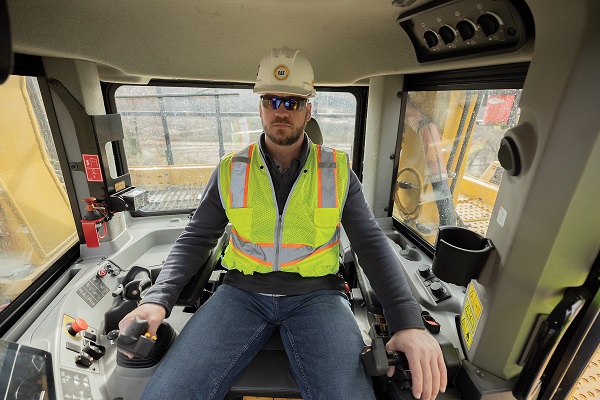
416, 264, 451, 303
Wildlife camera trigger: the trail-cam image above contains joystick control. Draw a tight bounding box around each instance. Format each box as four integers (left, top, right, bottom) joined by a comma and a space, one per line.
112, 317, 157, 358
361, 338, 411, 381
362, 338, 414, 397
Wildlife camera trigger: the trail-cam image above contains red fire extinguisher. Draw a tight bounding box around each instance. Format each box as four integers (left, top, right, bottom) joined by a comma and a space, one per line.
81, 197, 108, 248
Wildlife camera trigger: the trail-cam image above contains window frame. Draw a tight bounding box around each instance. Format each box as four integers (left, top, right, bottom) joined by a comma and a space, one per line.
390, 63, 529, 257
0, 54, 81, 336
103, 80, 368, 216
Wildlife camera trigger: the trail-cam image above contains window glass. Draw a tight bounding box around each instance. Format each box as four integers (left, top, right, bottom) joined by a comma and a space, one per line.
0, 76, 77, 313
393, 89, 522, 245
311, 92, 357, 158
115, 86, 357, 213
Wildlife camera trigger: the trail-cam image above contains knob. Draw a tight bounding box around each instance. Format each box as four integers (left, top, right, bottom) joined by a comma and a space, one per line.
478, 14, 500, 37
107, 329, 120, 341
438, 26, 455, 45
456, 20, 476, 41
430, 282, 448, 298
82, 197, 102, 220
67, 318, 88, 336
423, 30, 439, 48
498, 136, 521, 176
418, 265, 433, 279
82, 197, 97, 211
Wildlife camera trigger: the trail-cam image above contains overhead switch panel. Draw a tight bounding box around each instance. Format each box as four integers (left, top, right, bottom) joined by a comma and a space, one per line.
397, 0, 532, 62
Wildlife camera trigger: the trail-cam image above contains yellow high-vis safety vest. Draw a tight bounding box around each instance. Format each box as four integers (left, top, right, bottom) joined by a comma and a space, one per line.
218, 141, 350, 276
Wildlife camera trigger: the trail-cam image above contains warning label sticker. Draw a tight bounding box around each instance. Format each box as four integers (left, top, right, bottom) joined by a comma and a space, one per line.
82, 154, 103, 182
461, 283, 483, 350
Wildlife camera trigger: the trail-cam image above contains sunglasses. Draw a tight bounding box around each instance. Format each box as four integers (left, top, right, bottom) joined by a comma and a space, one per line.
261, 95, 308, 111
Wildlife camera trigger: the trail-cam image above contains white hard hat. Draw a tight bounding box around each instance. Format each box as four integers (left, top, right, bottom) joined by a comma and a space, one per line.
254, 46, 316, 98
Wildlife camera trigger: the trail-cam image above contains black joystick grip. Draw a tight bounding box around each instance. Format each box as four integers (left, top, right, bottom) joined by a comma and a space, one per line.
362, 338, 410, 379
116, 317, 157, 358
362, 337, 390, 376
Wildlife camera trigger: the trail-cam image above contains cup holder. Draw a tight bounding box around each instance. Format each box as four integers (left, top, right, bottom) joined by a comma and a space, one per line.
431, 226, 493, 286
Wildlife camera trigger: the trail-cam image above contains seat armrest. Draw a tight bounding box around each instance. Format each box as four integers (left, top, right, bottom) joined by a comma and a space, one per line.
175, 233, 228, 307
353, 252, 384, 315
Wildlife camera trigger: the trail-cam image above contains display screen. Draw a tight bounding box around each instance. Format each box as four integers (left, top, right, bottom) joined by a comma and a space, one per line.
0, 339, 55, 400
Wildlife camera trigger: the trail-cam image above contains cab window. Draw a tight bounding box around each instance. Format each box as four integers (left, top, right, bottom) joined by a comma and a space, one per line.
393, 88, 522, 245
114, 85, 358, 213
0, 75, 77, 312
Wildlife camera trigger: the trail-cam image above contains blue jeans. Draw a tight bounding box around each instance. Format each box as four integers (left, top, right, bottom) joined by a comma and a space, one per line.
141, 284, 376, 400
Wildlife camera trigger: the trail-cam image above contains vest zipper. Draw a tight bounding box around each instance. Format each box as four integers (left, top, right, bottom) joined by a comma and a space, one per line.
259, 149, 282, 271
274, 214, 283, 271
258, 145, 308, 272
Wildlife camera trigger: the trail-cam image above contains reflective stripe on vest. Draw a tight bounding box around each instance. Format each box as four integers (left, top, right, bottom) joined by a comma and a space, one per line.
230, 224, 341, 267
318, 146, 338, 208
229, 143, 254, 208
230, 144, 336, 209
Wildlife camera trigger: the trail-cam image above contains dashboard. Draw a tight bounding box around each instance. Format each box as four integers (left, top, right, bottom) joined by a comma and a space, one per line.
5, 215, 476, 399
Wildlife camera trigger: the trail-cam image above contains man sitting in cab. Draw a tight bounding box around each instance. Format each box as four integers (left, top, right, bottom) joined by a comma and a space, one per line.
119, 46, 447, 400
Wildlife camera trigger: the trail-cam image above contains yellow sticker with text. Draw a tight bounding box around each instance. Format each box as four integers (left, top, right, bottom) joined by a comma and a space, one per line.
115, 180, 126, 192
469, 284, 483, 318
461, 283, 483, 350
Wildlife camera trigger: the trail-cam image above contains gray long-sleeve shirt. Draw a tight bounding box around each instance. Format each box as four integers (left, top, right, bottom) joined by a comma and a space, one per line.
141, 134, 422, 333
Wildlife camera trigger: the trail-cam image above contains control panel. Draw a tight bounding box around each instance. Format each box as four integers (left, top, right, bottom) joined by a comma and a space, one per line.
10, 214, 504, 399
380, 228, 465, 315
16, 258, 157, 400
52, 262, 121, 400
349, 220, 468, 399
397, 0, 532, 62
63, 315, 104, 372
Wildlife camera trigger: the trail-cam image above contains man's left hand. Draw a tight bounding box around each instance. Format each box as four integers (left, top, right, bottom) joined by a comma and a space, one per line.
385, 328, 447, 400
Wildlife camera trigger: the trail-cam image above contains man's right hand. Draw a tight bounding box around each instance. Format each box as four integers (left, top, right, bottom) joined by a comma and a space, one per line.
118, 303, 166, 357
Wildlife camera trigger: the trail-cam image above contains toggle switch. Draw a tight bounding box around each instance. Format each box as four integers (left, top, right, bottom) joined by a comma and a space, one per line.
75, 351, 93, 367
83, 342, 106, 360
421, 311, 441, 334
83, 330, 97, 342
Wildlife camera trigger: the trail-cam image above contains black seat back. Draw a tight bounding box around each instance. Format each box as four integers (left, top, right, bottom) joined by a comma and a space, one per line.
305, 117, 323, 145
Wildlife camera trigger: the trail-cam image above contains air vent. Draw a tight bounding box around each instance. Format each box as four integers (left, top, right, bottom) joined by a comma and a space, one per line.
397, 0, 532, 62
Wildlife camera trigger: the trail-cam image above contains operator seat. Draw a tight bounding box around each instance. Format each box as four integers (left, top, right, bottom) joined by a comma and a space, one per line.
172, 119, 323, 398
226, 117, 324, 399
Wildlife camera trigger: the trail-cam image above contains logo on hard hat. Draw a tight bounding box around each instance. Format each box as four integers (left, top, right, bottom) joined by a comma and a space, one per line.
274, 65, 289, 81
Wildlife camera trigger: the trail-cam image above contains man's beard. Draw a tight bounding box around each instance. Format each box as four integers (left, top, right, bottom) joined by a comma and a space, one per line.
264, 115, 307, 146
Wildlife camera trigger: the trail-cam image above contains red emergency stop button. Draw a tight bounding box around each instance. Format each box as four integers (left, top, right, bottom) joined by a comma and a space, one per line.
68, 318, 89, 336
